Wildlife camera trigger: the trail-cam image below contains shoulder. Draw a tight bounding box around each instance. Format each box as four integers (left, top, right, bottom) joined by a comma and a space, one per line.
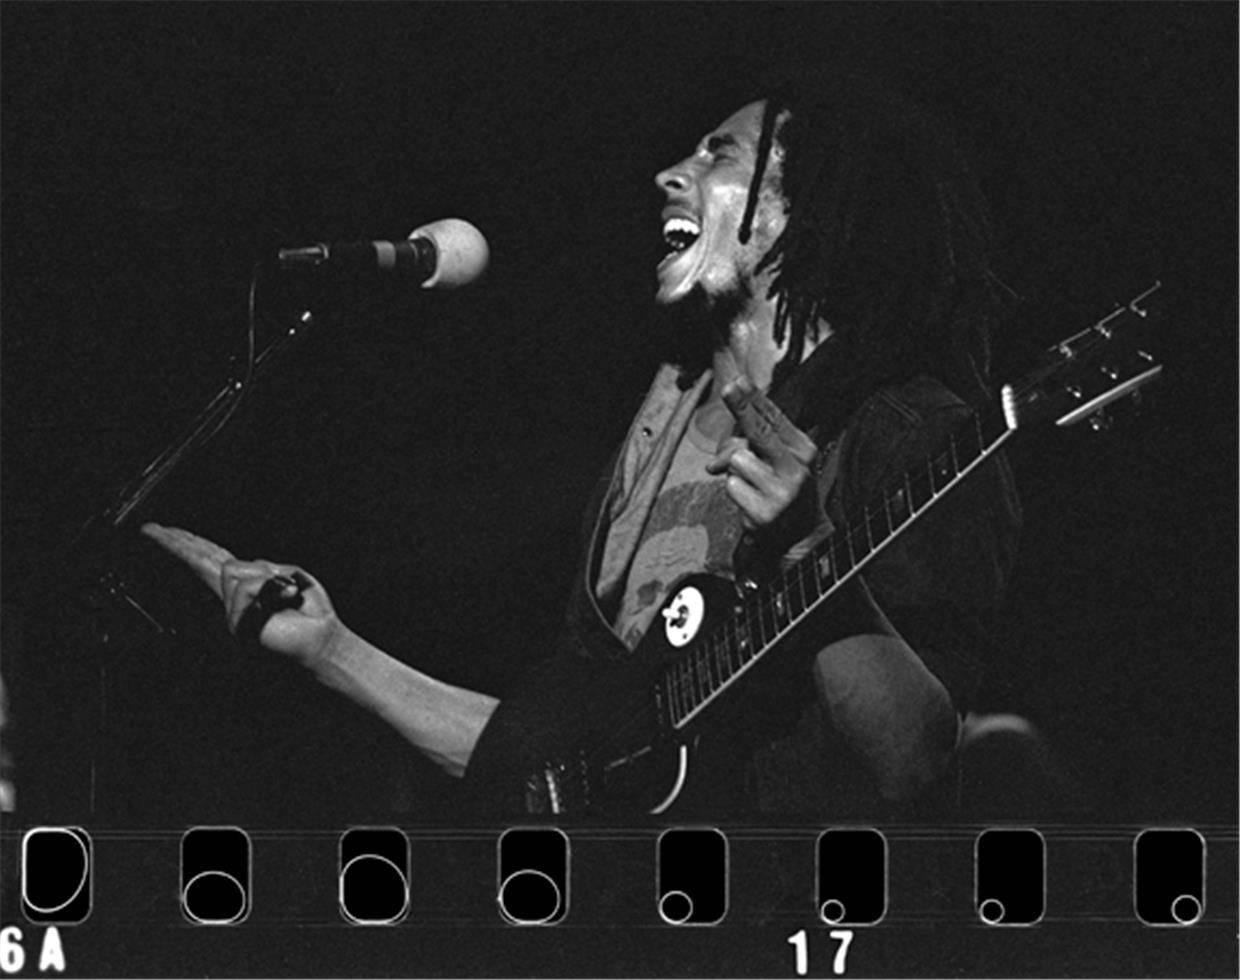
833, 375, 975, 506
857, 374, 972, 438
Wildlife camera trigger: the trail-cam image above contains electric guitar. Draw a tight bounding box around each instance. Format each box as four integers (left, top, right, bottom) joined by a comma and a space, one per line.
465, 283, 1165, 816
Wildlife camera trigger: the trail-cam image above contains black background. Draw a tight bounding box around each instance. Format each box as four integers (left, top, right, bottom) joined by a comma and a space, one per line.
2, 0, 1235, 846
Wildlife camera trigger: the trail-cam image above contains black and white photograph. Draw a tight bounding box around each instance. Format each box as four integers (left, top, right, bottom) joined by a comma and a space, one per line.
1, 3, 1236, 976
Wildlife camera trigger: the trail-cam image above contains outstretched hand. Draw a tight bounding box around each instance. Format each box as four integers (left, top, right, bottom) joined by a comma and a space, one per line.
706, 377, 818, 530
141, 523, 341, 667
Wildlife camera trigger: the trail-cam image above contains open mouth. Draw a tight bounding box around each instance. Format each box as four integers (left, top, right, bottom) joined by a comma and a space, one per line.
661, 216, 701, 257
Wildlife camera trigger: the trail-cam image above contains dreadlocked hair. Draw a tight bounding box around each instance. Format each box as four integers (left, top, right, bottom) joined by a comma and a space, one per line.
741, 67, 1006, 413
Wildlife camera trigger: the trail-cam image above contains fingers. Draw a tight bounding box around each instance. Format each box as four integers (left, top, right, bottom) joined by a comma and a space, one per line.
705, 436, 746, 476
714, 451, 796, 528
721, 377, 817, 473
141, 523, 236, 599
141, 523, 315, 628
708, 441, 781, 496
707, 380, 817, 530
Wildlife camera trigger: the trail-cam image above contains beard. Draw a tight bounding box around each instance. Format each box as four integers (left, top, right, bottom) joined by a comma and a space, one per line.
653, 279, 751, 377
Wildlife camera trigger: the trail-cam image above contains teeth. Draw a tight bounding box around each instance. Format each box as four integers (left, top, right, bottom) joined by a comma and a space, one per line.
662, 216, 701, 251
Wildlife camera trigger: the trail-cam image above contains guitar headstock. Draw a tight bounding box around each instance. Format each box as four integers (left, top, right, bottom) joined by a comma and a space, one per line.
1001, 282, 1164, 431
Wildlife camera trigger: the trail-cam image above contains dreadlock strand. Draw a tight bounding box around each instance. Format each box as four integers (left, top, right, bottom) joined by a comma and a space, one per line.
739, 95, 783, 245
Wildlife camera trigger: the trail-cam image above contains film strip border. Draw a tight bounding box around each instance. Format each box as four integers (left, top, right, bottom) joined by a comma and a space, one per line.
4, 824, 1234, 930
1, 824, 1236, 977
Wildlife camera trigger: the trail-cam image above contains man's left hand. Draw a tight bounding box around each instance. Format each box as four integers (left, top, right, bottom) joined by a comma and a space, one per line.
706, 377, 817, 529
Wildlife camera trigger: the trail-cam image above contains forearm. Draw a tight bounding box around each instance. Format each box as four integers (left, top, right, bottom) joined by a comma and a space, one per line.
814, 631, 959, 801
311, 625, 498, 778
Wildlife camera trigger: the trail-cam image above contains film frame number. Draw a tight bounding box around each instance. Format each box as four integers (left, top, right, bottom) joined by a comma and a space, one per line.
787, 928, 854, 976
0, 926, 67, 975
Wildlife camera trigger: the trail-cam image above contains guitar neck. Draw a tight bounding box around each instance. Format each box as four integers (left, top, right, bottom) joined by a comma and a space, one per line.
663, 403, 1016, 729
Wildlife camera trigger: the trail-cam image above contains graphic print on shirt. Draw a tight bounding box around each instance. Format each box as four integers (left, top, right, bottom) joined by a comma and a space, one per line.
614, 427, 742, 650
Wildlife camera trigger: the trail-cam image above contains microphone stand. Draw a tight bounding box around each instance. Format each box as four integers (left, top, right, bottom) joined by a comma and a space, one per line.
72, 281, 320, 640
55, 280, 321, 820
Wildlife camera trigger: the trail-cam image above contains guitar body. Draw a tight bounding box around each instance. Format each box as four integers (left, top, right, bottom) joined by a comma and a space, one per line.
465, 573, 747, 818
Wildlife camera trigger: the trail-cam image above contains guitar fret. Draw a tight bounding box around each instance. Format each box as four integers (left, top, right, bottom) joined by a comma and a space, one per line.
815, 542, 835, 587
729, 605, 748, 669
755, 590, 773, 651
740, 602, 758, 663
788, 564, 807, 619
699, 645, 713, 697
771, 586, 789, 634
727, 619, 742, 671
894, 484, 911, 524
909, 467, 932, 511
773, 586, 788, 634
678, 659, 694, 713
669, 671, 685, 723
807, 544, 822, 598
829, 535, 848, 578
937, 448, 954, 485
873, 498, 893, 543
768, 587, 783, 640
712, 634, 729, 686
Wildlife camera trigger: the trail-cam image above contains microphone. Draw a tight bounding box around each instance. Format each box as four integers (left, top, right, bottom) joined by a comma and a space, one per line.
277, 218, 489, 289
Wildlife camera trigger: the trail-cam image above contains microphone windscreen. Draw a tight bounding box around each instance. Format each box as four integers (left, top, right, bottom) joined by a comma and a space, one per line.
410, 218, 490, 289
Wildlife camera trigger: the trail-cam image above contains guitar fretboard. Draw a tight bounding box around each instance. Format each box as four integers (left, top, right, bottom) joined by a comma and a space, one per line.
661, 403, 1016, 729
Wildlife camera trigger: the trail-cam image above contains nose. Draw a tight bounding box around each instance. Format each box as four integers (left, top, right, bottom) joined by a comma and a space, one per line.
655, 157, 692, 195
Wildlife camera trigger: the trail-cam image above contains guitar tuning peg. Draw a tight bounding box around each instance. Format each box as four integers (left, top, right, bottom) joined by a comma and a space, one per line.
1088, 410, 1112, 432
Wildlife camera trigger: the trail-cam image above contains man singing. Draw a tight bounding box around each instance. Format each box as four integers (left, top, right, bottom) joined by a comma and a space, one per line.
144, 69, 1021, 818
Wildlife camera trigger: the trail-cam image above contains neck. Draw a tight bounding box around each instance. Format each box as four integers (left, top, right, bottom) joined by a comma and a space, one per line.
708, 299, 828, 403
709, 298, 783, 401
